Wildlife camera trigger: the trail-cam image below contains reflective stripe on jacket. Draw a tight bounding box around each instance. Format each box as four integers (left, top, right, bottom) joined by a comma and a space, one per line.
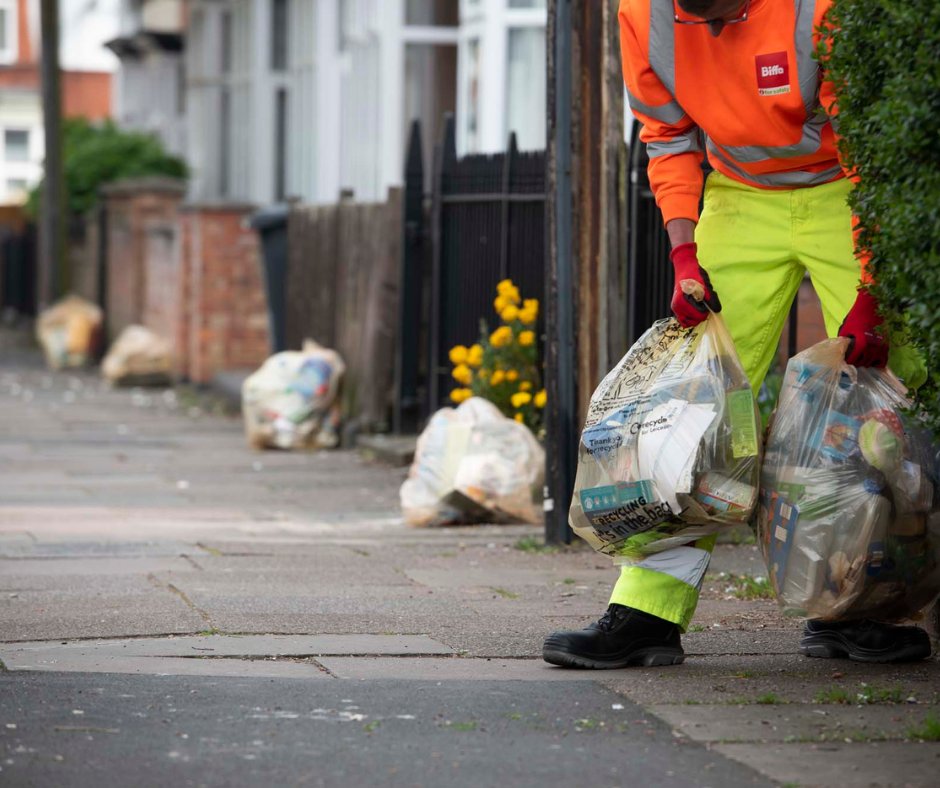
619, 0, 845, 226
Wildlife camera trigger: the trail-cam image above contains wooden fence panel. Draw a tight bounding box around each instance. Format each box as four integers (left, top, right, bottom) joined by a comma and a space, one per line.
285, 191, 402, 433
359, 189, 402, 429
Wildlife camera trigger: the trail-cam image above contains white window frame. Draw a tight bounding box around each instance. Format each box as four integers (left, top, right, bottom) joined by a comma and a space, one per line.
401, 9, 459, 185
456, 27, 482, 154
457, 0, 546, 155
0, 0, 19, 65
0, 119, 42, 205
460, 0, 484, 23
504, 6, 547, 150
4, 128, 30, 163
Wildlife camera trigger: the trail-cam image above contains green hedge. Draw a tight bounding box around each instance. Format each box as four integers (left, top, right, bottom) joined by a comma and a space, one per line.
819, 0, 940, 430
28, 119, 188, 218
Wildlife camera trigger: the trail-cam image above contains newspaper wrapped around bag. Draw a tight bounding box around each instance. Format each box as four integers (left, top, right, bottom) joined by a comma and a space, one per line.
401, 397, 545, 527
102, 325, 173, 386
241, 340, 344, 450
759, 338, 940, 621
36, 294, 103, 370
569, 314, 761, 561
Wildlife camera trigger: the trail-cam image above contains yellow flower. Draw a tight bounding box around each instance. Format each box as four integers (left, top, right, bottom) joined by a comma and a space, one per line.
519, 300, 538, 323
519, 330, 536, 346
490, 370, 505, 386
514, 413, 525, 424
519, 381, 533, 392
497, 279, 515, 296
501, 305, 519, 323
511, 392, 532, 408
493, 295, 510, 314
506, 370, 519, 382
506, 285, 521, 305
449, 345, 468, 365
450, 387, 473, 404
467, 344, 484, 368
452, 364, 473, 385
490, 326, 513, 347
534, 390, 547, 409
478, 368, 489, 382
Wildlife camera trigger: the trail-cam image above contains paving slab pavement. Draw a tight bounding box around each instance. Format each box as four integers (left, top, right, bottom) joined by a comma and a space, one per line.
2, 344, 939, 786
713, 742, 940, 787
651, 703, 938, 744
0, 635, 455, 679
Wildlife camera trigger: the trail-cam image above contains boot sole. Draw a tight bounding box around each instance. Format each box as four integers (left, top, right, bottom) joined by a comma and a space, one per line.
800, 634, 931, 664
542, 647, 685, 670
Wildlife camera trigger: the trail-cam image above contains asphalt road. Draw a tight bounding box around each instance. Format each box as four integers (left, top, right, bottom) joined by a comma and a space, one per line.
0, 673, 771, 788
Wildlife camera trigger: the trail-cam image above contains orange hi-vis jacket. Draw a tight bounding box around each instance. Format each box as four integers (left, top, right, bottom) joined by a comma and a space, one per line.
619, 0, 845, 227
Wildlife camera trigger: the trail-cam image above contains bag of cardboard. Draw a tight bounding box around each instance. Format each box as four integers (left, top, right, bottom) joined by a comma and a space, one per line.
759, 338, 940, 621
401, 397, 544, 526
36, 294, 103, 370
241, 340, 345, 450
568, 314, 761, 561
102, 325, 173, 386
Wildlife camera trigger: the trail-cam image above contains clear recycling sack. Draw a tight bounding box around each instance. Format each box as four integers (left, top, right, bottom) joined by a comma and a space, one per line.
758, 338, 940, 621
241, 340, 345, 450
401, 398, 545, 527
569, 314, 761, 561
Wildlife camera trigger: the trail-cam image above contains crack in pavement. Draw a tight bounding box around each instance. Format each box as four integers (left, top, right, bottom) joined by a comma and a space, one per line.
179, 554, 205, 571
146, 573, 214, 626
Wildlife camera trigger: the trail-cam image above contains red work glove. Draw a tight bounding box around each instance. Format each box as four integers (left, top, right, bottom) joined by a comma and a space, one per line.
670, 243, 722, 328
839, 288, 888, 368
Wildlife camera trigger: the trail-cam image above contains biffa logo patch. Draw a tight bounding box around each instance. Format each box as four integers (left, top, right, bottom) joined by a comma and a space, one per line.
756, 51, 790, 96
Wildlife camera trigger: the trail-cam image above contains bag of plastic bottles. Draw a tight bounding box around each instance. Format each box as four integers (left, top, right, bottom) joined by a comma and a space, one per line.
568, 314, 761, 560
241, 340, 345, 450
758, 338, 940, 621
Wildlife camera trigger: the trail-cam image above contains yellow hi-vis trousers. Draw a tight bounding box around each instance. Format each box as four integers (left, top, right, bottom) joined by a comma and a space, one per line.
609, 171, 927, 631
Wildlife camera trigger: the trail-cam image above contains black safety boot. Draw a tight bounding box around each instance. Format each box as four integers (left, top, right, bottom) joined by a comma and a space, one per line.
542, 604, 685, 669
801, 619, 932, 663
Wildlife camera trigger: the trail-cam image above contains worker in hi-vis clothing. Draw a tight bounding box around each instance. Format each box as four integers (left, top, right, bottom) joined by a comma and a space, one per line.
543, 0, 931, 669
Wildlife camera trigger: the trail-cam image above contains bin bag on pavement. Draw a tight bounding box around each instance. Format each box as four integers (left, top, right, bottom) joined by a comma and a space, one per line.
568, 314, 761, 562
401, 397, 545, 526
241, 340, 345, 450
102, 325, 173, 386
758, 338, 940, 621
36, 294, 103, 370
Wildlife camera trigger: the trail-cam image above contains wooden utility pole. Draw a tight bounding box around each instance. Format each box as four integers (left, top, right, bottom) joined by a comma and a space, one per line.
545, 0, 627, 544
39, 0, 66, 306
571, 1, 628, 410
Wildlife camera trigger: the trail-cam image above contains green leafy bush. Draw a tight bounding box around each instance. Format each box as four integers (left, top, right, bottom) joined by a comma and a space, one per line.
819, 1, 940, 430
28, 119, 188, 218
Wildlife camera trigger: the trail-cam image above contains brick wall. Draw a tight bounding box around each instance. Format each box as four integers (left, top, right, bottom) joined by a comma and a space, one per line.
67, 214, 98, 306
142, 207, 187, 378
100, 180, 270, 383
103, 194, 143, 340
0, 0, 111, 120
61, 72, 113, 122
180, 206, 270, 383
102, 178, 186, 343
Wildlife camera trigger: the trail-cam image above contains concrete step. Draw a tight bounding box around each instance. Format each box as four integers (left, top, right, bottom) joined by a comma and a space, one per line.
356, 433, 417, 467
